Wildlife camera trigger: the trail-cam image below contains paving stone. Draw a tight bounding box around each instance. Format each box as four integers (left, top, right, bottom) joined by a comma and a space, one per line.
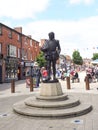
0, 72, 98, 130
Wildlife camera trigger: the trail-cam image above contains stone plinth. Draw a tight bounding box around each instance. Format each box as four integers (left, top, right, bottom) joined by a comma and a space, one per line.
13, 81, 93, 118
40, 82, 63, 96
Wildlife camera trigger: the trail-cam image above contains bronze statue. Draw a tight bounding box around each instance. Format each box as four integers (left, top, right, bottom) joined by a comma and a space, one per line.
41, 32, 61, 82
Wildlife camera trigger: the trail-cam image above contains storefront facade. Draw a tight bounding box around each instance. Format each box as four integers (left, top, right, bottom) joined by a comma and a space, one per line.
0, 23, 40, 83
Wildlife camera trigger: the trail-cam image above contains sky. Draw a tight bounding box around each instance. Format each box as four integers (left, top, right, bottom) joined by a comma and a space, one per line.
0, 0, 98, 58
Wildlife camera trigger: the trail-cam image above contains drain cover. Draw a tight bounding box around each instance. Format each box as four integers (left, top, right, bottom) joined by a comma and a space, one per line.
0, 113, 9, 118
71, 119, 83, 124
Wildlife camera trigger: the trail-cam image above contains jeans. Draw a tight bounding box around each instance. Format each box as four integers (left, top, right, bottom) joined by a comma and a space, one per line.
36, 76, 40, 87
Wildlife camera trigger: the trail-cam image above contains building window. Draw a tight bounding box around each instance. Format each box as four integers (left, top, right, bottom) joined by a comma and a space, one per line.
22, 49, 24, 59
25, 37, 28, 44
22, 49, 27, 59
0, 43, 1, 53
24, 49, 28, 60
8, 30, 12, 38
17, 34, 21, 42
30, 53, 32, 60
30, 39, 32, 46
0, 25, 2, 35
7, 45, 17, 57
18, 48, 20, 58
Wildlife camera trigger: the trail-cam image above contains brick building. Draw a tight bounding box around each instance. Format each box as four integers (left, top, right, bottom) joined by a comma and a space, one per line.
0, 23, 40, 83
40, 39, 46, 47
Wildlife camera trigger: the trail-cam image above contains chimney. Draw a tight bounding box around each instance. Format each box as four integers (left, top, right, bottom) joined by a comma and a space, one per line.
28, 35, 32, 38
14, 27, 22, 33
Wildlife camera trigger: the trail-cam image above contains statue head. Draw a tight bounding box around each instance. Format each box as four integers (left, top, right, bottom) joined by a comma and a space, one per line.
48, 32, 55, 40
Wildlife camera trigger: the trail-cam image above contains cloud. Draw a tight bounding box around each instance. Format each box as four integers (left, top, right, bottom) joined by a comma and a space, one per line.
84, 0, 94, 5
0, 0, 50, 19
69, 0, 94, 5
69, 0, 81, 5
22, 16, 98, 58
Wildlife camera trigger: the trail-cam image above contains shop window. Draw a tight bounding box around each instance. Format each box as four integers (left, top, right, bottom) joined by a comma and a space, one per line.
5, 58, 18, 79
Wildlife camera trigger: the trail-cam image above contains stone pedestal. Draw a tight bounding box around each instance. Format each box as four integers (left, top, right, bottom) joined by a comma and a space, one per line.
13, 81, 92, 118
40, 82, 63, 96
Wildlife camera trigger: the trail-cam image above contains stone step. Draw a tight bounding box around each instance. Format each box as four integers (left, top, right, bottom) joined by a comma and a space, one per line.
24, 95, 80, 109
36, 93, 68, 101
13, 101, 92, 118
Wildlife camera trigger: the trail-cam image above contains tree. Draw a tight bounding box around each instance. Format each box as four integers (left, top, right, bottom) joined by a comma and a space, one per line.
92, 53, 98, 60
72, 50, 83, 65
36, 51, 46, 68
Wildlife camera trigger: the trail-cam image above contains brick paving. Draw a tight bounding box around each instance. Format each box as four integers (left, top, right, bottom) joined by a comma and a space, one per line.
0, 71, 98, 130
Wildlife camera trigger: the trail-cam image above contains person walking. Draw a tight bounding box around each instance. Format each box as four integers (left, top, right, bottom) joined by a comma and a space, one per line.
41, 67, 48, 81
35, 68, 41, 88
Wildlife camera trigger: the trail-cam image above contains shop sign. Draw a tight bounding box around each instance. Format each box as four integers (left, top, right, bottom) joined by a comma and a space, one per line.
21, 61, 24, 65
25, 62, 33, 67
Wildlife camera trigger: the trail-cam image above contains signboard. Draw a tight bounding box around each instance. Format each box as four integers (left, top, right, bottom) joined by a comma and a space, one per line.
25, 62, 34, 67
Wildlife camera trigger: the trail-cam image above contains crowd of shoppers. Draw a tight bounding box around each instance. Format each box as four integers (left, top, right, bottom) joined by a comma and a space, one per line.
25, 62, 98, 88
85, 66, 98, 83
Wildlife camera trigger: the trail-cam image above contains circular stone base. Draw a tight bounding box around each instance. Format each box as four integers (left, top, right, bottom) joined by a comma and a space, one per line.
40, 82, 63, 96
36, 93, 68, 101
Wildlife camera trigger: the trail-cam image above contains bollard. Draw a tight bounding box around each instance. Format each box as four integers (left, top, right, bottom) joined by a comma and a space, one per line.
66, 76, 71, 89
30, 77, 33, 92
11, 79, 15, 93
85, 76, 90, 90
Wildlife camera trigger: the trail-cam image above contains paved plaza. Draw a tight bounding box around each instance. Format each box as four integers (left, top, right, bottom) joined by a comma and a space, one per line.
0, 71, 98, 130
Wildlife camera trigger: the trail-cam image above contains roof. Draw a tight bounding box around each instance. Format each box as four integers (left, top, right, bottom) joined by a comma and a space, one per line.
91, 59, 98, 64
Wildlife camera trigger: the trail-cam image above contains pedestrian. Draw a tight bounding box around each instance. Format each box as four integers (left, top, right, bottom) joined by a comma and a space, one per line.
95, 67, 98, 82
72, 70, 79, 83
35, 68, 41, 88
41, 67, 48, 81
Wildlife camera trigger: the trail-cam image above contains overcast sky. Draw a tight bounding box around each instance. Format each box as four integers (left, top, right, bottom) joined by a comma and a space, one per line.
0, 0, 98, 58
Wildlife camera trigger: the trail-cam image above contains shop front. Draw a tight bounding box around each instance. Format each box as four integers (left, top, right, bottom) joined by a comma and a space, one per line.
4, 57, 18, 82
24, 61, 34, 77
18, 60, 34, 80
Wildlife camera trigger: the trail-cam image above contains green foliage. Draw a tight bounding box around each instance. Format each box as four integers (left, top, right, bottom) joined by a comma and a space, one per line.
72, 50, 83, 65
92, 53, 98, 60
36, 51, 46, 67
